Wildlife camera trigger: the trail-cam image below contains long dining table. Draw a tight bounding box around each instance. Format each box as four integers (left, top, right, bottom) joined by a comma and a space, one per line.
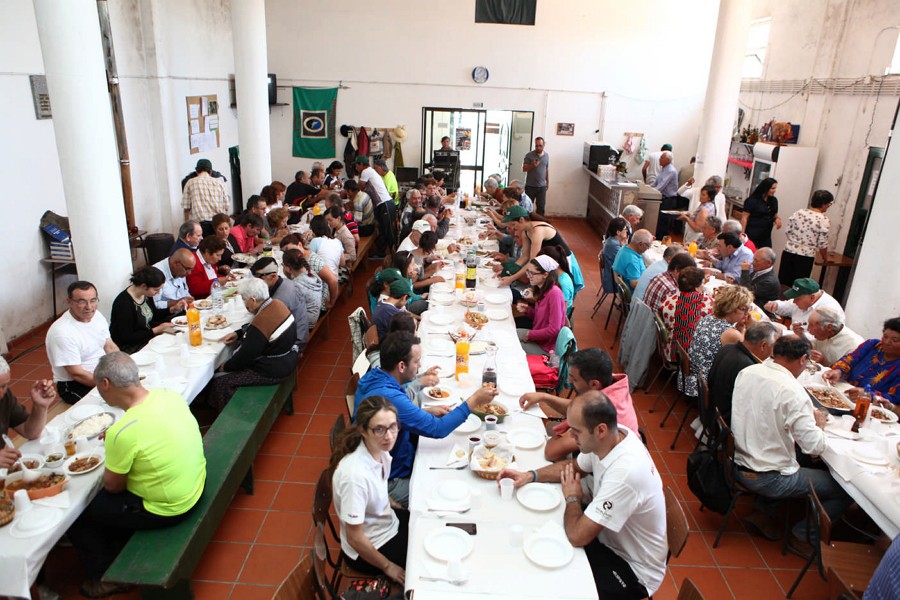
0, 303, 253, 599
403, 211, 599, 599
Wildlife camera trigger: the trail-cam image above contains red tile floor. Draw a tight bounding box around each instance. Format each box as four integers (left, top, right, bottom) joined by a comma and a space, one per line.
4, 218, 830, 599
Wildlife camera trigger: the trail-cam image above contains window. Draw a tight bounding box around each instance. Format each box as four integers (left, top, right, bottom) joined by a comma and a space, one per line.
887, 30, 900, 75
742, 18, 771, 79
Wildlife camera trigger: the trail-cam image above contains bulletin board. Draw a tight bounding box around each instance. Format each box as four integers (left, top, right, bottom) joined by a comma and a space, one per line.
186, 95, 220, 154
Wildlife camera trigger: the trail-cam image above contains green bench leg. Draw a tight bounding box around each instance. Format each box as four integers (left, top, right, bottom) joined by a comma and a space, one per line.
241, 466, 254, 495
140, 579, 192, 599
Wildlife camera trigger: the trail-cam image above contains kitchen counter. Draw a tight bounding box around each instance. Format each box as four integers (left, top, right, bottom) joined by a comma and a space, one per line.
583, 167, 660, 237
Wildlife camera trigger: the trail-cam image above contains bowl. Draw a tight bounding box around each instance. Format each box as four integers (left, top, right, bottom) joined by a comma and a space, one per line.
43, 452, 65, 469
471, 402, 509, 424
9, 454, 44, 474
805, 385, 855, 416
4, 469, 69, 500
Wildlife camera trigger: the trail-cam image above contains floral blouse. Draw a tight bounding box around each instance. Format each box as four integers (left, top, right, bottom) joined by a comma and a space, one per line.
686, 315, 734, 397
833, 339, 900, 404
785, 208, 829, 257
659, 291, 713, 362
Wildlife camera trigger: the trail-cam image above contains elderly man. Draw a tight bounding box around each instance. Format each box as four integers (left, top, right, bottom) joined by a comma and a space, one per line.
285, 169, 327, 207
764, 278, 845, 333
522, 137, 549, 215
723, 219, 756, 252
355, 156, 396, 257
397, 219, 432, 253
732, 335, 851, 545
249, 257, 310, 354
707, 321, 778, 425
373, 159, 400, 205
424, 194, 451, 239
67, 352, 206, 598
344, 179, 375, 237
46, 281, 118, 404
500, 391, 666, 599
621, 204, 643, 241
642, 143, 672, 185
0, 357, 56, 469
707, 232, 753, 282
738, 247, 780, 307
641, 253, 697, 313
507, 179, 534, 213
633, 244, 683, 302
168, 220, 203, 257
653, 150, 681, 238
480, 177, 505, 203
612, 229, 653, 291
807, 307, 864, 366
182, 159, 229, 222
152, 248, 196, 312
399, 188, 423, 237
355, 331, 497, 506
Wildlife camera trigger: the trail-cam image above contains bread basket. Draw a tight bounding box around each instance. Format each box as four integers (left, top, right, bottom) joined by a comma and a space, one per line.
469, 444, 514, 480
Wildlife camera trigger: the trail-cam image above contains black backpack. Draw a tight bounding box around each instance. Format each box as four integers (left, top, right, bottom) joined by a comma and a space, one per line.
685, 430, 732, 514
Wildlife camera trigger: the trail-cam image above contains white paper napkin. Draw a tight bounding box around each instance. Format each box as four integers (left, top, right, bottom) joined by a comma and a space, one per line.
446, 444, 468, 466
33, 490, 71, 509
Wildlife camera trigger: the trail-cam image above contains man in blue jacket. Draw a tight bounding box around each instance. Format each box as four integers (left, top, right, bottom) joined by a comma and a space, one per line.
355, 331, 498, 507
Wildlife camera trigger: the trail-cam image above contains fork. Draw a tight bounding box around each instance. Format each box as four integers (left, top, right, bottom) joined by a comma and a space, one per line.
429, 464, 467, 470
419, 575, 467, 585
426, 507, 471, 513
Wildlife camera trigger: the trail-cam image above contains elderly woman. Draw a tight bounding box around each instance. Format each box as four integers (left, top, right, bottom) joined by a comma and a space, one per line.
330, 395, 408, 584
778, 189, 834, 285
186, 236, 232, 298
207, 278, 298, 411
697, 216, 723, 251
686, 285, 754, 396
601, 217, 629, 294
824, 316, 900, 407
516, 256, 567, 356
265, 207, 291, 245
109, 266, 178, 353
659, 267, 714, 362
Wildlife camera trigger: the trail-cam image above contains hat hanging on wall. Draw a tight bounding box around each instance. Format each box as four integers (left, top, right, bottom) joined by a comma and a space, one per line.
340, 124, 352, 137
393, 125, 408, 143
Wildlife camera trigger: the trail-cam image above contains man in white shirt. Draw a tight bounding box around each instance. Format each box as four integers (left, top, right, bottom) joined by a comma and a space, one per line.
397, 220, 432, 253
499, 391, 666, 599
807, 307, 864, 366
764, 277, 845, 332
731, 335, 851, 544
45, 281, 119, 404
152, 249, 196, 311
354, 156, 396, 257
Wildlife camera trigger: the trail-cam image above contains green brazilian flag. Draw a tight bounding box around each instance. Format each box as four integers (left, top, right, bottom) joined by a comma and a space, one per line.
292, 87, 338, 159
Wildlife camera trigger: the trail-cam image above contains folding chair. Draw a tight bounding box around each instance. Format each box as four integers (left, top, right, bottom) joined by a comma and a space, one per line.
591, 252, 612, 319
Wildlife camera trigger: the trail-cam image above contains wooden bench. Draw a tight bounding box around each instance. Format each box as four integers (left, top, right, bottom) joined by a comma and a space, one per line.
343, 235, 376, 296
102, 376, 296, 598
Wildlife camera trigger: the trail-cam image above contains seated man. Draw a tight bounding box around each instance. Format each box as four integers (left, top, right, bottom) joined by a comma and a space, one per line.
399, 188, 424, 238
611, 229, 652, 291
706, 321, 777, 425
807, 307, 864, 366
633, 244, 683, 302
167, 220, 202, 256
519, 348, 639, 461
723, 219, 756, 253
0, 357, 56, 469
732, 335, 851, 544
152, 248, 196, 312
249, 258, 310, 354
46, 281, 118, 404
707, 232, 753, 282
424, 194, 451, 239
620, 204, 643, 242
641, 252, 696, 313
397, 219, 432, 253
738, 247, 781, 308
764, 277, 845, 333
354, 331, 497, 507
68, 352, 205, 598
499, 391, 667, 600
345, 180, 375, 237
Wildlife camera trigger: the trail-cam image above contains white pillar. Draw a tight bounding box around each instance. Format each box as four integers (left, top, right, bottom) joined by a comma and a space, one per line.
693, 0, 753, 196
33, 0, 132, 319
231, 0, 272, 201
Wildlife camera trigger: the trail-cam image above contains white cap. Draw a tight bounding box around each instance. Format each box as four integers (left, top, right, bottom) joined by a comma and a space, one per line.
412, 220, 432, 233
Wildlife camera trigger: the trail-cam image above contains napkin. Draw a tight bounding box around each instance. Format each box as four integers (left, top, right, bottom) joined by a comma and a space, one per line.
34, 490, 71, 509
824, 422, 859, 440
446, 444, 468, 466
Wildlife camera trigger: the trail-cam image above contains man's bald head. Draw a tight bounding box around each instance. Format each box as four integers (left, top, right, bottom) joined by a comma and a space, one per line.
170, 248, 197, 278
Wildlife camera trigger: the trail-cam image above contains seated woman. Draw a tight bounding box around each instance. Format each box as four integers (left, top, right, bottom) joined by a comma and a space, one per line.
265, 207, 291, 245
659, 267, 713, 362
207, 278, 298, 411
331, 395, 408, 585
109, 266, 178, 353
230, 213, 265, 255
308, 214, 344, 274
824, 316, 900, 408
686, 285, 753, 397
515, 256, 567, 356
678, 184, 718, 244
601, 217, 628, 295
281, 250, 324, 327
391, 251, 429, 315
538, 245, 575, 312
186, 236, 231, 299
211, 213, 237, 272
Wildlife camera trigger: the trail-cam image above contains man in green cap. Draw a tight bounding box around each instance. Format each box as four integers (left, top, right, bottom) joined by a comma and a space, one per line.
182, 158, 229, 221
763, 277, 845, 335
372, 278, 413, 340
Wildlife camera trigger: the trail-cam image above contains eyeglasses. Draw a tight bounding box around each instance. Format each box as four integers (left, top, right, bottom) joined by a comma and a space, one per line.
524, 270, 541, 277
368, 423, 399, 437
738, 305, 751, 312
71, 298, 99, 307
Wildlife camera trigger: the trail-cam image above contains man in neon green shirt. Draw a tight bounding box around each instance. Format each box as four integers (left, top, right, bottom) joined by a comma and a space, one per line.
68, 352, 206, 598
374, 159, 400, 205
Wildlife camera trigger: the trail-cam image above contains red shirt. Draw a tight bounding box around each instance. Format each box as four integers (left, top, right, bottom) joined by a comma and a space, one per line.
185, 251, 218, 298
230, 225, 257, 253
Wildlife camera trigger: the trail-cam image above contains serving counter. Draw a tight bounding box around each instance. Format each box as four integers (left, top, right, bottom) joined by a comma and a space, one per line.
583, 167, 660, 238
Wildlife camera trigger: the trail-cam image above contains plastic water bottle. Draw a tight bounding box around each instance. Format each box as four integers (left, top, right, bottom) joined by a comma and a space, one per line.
210, 278, 224, 314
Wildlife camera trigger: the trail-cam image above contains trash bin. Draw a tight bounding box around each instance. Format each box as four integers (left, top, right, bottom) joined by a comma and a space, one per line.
143, 233, 175, 265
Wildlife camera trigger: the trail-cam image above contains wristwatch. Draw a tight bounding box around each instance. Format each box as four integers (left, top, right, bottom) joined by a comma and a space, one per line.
565, 495, 579, 505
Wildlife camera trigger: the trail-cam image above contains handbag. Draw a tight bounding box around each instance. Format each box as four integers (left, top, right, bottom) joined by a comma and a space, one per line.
685, 441, 731, 514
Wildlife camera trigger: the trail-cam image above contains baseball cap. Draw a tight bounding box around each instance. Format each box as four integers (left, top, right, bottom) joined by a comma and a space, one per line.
354, 156, 370, 166
375, 268, 403, 284
389, 278, 413, 298
783, 277, 820, 299
502, 205, 530, 223
412, 220, 432, 233
196, 159, 212, 171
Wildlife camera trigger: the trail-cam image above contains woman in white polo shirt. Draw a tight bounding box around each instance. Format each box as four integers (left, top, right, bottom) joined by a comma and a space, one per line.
330, 396, 408, 584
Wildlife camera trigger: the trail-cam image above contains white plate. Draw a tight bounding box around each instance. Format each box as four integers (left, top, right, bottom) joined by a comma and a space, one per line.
66, 404, 102, 424
433, 480, 471, 504
430, 293, 455, 306
517, 483, 562, 511
455, 413, 482, 434
485, 308, 507, 320
63, 452, 105, 476
423, 525, 475, 562
147, 335, 178, 352
850, 446, 889, 466
508, 429, 545, 450
422, 386, 454, 402
425, 338, 456, 356
194, 299, 213, 311
14, 454, 45, 472
130, 351, 157, 366
869, 405, 899, 423
431, 282, 453, 294
469, 341, 495, 355
230, 253, 257, 265
9, 507, 63, 538
484, 292, 508, 305
523, 532, 574, 568
428, 312, 455, 327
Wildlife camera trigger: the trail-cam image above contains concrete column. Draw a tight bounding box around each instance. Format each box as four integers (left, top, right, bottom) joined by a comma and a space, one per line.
33, 0, 132, 319
693, 0, 753, 198
231, 0, 272, 200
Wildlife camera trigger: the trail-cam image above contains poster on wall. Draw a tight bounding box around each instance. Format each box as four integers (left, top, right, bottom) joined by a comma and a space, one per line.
455, 128, 472, 151
293, 87, 338, 158
186, 94, 220, 154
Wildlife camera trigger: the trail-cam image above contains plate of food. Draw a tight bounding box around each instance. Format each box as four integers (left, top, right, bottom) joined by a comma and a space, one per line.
424, 386, 452, 400
64, 452, 104, 475
661, 210, 686, 216
464, 311, 489, 329
869, 404, 899, 423
805, 385, 854, 415
193, 299, 213, 311
423, 525, 475, 562
472, 401, 509, 423
459, 290, 484, 308
9, 454, 45, 473
516, 483, 562, 511
5, 471, 68, 500
469, 445, 513, 479
205, 314, 229, 330
230, 253, 258, 265
70, 412, 116, 440
171, 316, 189, 328
66, 403, 103, 425
231, 268, 249, 277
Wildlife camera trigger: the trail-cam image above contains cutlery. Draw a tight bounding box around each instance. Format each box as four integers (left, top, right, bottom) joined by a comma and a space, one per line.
2, 434, 14, 449
419, 575, 467, 585
427, 507, 471, 513
513, 409, 545, 419
429, 465, 467, 470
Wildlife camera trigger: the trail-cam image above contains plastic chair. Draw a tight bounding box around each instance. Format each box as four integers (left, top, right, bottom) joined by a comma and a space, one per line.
344, 373, 360, 420
591, 252, 612, 319
694, 374, 716, 450
660, 341, 696, 449
610, 272, 632, 339
664, 486, 690, 563
553, 327, 577, 397
273, 553, 320, 600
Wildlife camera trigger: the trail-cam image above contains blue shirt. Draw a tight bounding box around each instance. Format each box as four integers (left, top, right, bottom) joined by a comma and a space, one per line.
612, 246, 646, 291
354, 369, 471, 479
633, 258, 667, 302
863, 534, 899, 600
519, 193, 534, 213
653, 164, 678, 197
715, 243, 754, 281
558, 272, 575, 310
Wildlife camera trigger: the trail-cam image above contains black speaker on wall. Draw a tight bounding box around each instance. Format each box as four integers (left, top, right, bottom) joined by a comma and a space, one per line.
267, 74, 277, 105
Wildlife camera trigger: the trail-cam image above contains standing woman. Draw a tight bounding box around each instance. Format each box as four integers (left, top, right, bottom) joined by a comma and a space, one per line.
601, 218, 629, 295
515, 256, 567, 356
331, 395, 408, 584
678, 184, 718, 245
778, 190, 833, 285
500, 206, 585, 293
740, 178, 781, 249
109, 266, 177, 353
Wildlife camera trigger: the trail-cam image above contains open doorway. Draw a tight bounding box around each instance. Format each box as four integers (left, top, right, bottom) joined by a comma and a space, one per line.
421, 107, 534, 193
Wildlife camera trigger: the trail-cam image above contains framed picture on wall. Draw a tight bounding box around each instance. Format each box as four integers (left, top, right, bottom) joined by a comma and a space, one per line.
557, 122, 574, 136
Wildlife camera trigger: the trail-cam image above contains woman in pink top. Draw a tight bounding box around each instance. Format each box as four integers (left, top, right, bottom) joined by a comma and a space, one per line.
516, 256, 567, 356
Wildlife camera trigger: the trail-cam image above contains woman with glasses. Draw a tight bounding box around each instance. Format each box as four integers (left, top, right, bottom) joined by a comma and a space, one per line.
331, 395, 408, 585
686, 285, 754, 397
515, 256, 567, 356
778, 189, 834, 285
109, 266, 178, 353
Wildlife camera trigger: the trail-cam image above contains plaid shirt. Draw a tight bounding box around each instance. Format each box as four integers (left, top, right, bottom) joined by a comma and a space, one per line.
182, 172, 229, 221
643, 271, 678, 313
